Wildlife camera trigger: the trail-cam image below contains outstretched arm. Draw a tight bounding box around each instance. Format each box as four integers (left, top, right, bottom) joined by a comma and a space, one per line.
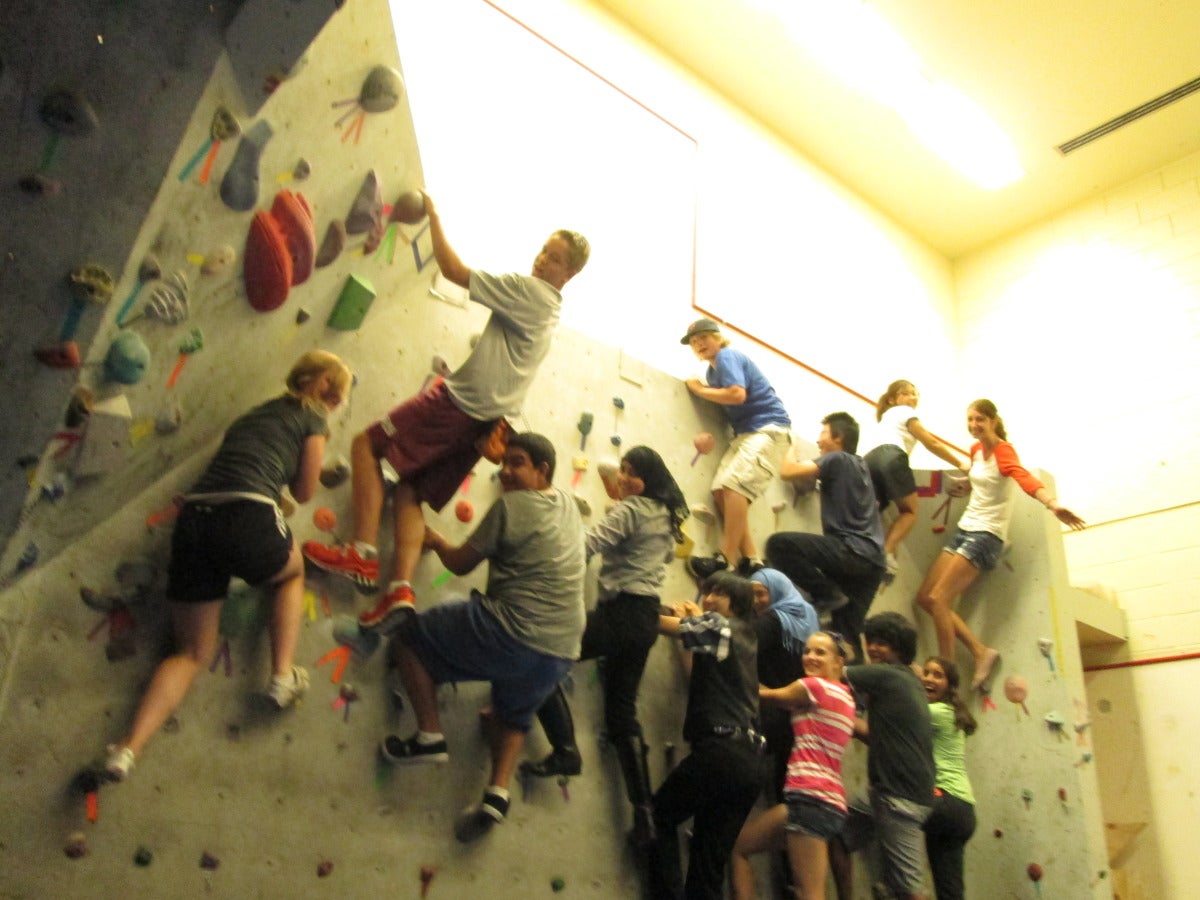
423, 192, 472, 288
995, 443, 1086, 530
760, 679, 813, 711
907, 418, 969, 472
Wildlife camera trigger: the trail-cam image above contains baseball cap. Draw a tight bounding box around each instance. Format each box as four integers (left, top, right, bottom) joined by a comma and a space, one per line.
680, 317, 721, 345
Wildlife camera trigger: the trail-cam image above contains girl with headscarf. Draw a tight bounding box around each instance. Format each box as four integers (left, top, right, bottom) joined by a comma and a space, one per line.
749, 567, 819, 800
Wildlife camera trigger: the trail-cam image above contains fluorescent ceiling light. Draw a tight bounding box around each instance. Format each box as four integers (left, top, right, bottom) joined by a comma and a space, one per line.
749, 0, 1023, 189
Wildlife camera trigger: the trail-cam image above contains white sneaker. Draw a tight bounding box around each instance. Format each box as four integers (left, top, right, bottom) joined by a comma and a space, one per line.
267, 666, 309, 709
105, 744, 135, 782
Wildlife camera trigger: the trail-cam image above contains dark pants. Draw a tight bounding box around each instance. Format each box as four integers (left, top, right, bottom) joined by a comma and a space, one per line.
924, 792, 976, 900
648, 736, 763, 900
581, 593, 660, 740
765, 532, 884, 655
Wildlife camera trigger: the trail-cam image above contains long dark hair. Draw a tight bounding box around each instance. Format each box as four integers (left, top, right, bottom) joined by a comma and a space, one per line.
925, 656, 977, 736
623, 445, 689, 544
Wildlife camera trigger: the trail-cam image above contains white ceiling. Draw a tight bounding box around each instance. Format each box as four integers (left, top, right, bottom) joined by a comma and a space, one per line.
589, 0, 1200, 257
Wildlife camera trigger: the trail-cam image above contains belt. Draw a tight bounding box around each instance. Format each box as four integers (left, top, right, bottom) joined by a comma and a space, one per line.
708, 725, 766, 750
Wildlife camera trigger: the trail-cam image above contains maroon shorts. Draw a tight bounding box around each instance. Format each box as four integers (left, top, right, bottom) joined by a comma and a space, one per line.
365, 381, 490, 511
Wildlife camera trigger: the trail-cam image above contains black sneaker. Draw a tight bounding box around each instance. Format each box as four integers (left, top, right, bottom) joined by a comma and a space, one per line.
454, 789, 510, 843
812, 589, 850, 614
379, 733, 449, 765
518, 748, 582, 778
736, 557, 764, 577
686, 551, 729, 581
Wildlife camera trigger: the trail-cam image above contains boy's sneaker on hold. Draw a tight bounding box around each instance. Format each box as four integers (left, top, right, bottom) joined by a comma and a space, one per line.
454, 789, 510, 843
104, 744, 135, 782
266, 665, 309, 709
686, 551, 729, 581
379, 733, 449, 765
358, 584, 416, 632
302, 541, 379, 593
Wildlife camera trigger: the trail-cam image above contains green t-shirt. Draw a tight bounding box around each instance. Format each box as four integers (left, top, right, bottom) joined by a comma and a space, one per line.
930, 701, 975, 804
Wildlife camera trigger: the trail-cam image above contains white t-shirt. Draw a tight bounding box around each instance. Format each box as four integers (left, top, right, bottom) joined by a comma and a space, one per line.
860, 404, 918, 457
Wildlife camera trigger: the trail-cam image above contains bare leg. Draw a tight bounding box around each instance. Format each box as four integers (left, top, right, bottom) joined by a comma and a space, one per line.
117, 600, 223, 756
391, 639, 441, 733
885, 493, 918, 556
488, 723, 525, 792
350, 431, 385, 546
719, 488, 755, 563
268, 540, 306, 677
787, 832, 831, 900
730, 804, 787, 900
390, 482, 426, 584
916, 551, 989, 661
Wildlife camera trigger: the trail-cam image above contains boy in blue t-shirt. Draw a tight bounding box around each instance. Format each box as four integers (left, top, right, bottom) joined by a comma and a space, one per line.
681, 318, 791, 580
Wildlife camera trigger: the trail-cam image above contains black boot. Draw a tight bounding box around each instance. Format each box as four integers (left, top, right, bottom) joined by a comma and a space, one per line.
519, 684, 582, 777
615, 735, 656, 847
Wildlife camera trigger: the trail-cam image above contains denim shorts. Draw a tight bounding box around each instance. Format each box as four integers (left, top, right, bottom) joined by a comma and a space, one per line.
784, 794, 847, 840
946, 529, 1003, 572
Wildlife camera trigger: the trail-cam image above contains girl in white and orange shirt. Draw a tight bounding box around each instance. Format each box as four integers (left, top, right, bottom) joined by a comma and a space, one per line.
916, 399, 1084, 690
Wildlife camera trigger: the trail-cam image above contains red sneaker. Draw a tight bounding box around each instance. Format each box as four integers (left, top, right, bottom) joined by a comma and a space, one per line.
302, 541, 379, 593
359, 584, 416, 632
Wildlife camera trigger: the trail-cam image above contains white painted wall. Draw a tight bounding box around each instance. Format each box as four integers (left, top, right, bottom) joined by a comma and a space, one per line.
389, 0, 961, 445
955, 152, 1200, 897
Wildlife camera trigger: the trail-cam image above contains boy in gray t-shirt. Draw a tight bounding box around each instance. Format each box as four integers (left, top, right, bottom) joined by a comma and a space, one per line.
379, 433, 586, 843
303, 193, 589, 634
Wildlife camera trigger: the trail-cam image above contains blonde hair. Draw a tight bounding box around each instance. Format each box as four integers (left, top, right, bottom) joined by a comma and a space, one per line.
876, 379, 915, 422
553, 229, 591, 274
286, 350, 352, 412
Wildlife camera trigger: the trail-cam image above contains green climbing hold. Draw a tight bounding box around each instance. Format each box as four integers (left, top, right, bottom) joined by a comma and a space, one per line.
134, 846, 153, 866
551, 876, 565, 892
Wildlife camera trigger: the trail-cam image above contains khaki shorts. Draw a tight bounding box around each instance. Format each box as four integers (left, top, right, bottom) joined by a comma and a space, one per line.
711, 427, 790, 501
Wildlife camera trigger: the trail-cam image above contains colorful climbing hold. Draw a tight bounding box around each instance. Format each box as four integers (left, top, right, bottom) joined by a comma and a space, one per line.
455, 499, 474, 523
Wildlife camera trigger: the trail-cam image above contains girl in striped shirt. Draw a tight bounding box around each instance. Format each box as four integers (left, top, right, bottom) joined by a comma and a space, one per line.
730, 631, 856, 900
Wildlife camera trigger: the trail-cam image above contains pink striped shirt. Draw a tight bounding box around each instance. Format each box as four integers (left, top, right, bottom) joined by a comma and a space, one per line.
783, 677, 856, 812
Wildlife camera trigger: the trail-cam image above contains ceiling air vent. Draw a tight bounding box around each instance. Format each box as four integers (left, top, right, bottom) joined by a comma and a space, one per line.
1056, 75, 1200, 155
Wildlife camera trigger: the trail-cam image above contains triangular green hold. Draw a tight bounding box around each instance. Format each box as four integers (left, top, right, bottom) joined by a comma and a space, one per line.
327, 274, 376, 331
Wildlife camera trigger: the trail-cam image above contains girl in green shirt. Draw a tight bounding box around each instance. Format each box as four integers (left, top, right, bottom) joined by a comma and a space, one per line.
921, 656, 977, 900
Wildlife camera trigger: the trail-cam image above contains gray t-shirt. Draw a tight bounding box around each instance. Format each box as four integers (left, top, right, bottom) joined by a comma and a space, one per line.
586, 495, 674, 599
468, 486, 586, 659
444, 270, 562, 421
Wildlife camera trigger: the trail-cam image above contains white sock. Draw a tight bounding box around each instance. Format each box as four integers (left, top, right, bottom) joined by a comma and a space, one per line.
485, 785, 510, 802
387, 580, 411, 593
416, 730, 444, 745
353, 541, 377, 558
